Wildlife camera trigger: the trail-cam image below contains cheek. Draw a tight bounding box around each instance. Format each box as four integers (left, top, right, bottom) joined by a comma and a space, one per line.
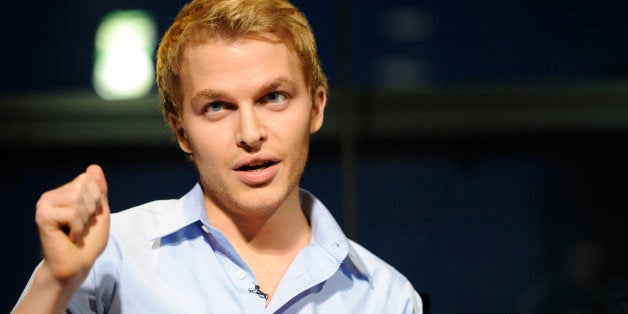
186, 125, 231, 159
277, 106, 312, 133
273, 116, 311, 147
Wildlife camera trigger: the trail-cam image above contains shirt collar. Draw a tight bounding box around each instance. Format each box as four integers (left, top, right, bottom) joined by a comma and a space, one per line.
148, 183, 372, 281
149, 183, 207, 240
301, 189, 373, 282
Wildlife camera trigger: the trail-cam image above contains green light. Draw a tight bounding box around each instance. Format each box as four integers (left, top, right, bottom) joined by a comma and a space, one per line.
93, 10, 157, 100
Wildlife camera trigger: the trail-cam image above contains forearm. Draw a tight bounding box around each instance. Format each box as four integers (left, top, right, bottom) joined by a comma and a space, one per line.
13, 261, 85, 314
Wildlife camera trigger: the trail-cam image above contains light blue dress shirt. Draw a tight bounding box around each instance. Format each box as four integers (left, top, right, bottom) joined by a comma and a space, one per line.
18, 184, 422, 313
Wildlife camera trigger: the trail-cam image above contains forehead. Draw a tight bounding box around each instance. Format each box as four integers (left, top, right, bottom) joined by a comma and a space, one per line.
179, 36, 305, 99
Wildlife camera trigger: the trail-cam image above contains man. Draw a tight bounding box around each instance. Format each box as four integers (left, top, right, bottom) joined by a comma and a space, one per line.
14, 0, 422, 312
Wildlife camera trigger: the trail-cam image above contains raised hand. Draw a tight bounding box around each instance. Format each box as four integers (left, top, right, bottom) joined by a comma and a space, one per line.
14, 164, 111, 313
36, 164, 111, 282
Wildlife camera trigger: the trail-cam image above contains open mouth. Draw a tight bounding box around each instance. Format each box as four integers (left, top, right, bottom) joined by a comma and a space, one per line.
233, 157, 280, 185
237, 161, 277, 172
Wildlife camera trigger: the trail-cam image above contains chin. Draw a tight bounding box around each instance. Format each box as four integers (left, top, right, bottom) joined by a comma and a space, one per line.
200, 163, 303, 217
236, 185, 295, 213
204, 182, 296, 217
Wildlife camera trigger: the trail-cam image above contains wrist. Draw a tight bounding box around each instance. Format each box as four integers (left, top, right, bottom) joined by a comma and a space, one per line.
14, 261, 85, 314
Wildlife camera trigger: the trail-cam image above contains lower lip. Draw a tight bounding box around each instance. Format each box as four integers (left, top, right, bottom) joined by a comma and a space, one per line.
234, 163, 279, 185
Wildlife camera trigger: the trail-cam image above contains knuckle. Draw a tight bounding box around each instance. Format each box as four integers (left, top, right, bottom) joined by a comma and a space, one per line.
35, 197, 53, 224
35, 196, 46, 211
67, 185, 88, 205
36, 191, 53, 206
34, 207, 47, 226
67, 207, 83, 221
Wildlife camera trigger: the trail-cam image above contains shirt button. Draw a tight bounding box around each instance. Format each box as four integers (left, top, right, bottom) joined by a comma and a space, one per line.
236, 270, 247, 280
201, 225, 210, 234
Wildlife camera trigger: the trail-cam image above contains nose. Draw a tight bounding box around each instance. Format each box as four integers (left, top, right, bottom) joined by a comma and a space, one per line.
236, 106, 267, 150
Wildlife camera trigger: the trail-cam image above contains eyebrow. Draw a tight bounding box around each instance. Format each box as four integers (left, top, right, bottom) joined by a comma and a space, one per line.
258, 77, 299, 95
190, 90, 226, 107
190, 76, 299, 106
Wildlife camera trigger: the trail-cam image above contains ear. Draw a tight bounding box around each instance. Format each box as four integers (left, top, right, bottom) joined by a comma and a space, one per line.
167, 114, 193, 153
309, 86, 327, 134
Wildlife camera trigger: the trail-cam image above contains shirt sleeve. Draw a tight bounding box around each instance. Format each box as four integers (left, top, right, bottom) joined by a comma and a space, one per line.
67, 267, 100, 313
398, 281, 423, 314
67, 248, 119, 314
11, 261, 101, 314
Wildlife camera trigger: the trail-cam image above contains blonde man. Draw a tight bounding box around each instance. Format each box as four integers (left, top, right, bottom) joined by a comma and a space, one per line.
14, 0, 422, 312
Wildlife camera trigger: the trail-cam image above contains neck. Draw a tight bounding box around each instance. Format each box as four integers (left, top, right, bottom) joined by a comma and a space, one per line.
204, 188, 312, 303
205, 188, 311, 253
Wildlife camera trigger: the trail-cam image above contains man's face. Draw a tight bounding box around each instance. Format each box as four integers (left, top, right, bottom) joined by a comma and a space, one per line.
171, 36, 326, 217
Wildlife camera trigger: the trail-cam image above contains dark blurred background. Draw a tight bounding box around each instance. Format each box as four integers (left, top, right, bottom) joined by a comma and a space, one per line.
2, 0, 628, 313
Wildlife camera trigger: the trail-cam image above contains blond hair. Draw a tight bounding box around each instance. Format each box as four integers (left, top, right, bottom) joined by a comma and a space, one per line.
156, 0, 328, 120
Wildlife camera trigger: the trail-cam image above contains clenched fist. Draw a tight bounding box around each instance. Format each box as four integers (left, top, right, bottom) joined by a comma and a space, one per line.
14, 164, 111, 313
36, 164, 111, 282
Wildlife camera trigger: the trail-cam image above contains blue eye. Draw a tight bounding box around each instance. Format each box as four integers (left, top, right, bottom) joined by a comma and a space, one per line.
267, 92, 286, 103
207, 102, 224, 112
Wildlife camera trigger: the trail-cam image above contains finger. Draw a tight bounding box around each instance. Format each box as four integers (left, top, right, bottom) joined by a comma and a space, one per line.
85, 164, 108, 195
84, 164, 111, 221
77, 175, 103, 219
36, 179, 99, 237
36, 203, 87, 243
56, 175, 100, 224
64, 207, 87, 243
61, 203, 107, 244
59, 166, 107, 221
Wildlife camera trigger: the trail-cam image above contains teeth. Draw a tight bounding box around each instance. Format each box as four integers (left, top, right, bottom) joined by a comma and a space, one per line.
238, 160, 274, 171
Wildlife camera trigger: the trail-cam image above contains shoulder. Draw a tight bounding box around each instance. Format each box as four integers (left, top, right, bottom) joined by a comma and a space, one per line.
110, 199, 180, 235
347, 240, 423, 313
97, 197, 185, 259
348, 240, 408, 285
91, 197, 185, 274
107, 183, 202, 240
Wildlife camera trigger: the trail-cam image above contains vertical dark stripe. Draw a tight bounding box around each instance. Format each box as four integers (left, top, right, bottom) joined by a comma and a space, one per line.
336, 0, 357, 240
